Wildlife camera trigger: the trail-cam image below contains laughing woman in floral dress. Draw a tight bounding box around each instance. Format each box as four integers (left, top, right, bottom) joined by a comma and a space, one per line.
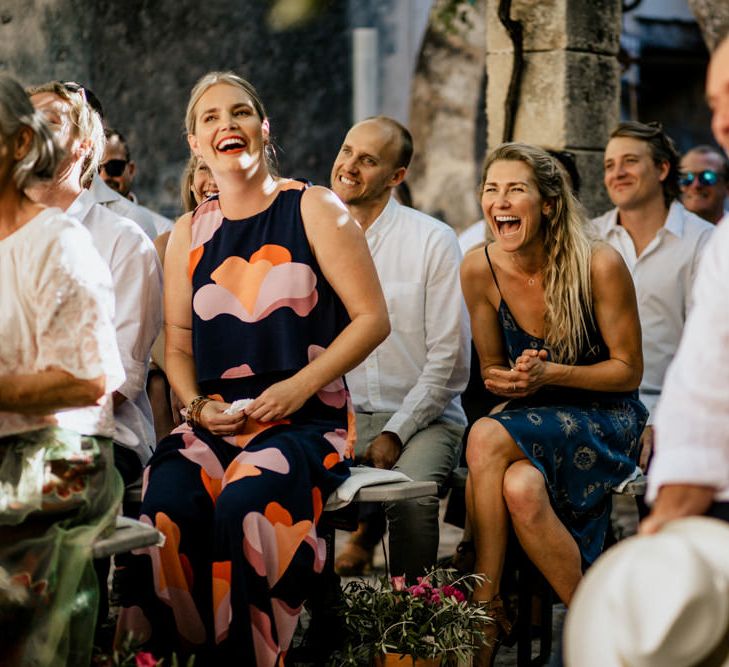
116, 72, 389, 665
460, 143, 648, 667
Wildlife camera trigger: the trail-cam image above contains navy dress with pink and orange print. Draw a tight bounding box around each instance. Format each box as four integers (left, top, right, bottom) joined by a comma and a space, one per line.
117, 182, 354, 666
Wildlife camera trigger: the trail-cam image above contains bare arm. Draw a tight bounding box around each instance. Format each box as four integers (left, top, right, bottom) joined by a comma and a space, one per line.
489, 244, 643, 395
460, 249, 512, 397
163, 213, 247, 434
246, 185, 390, 422
0, 369, 105, 414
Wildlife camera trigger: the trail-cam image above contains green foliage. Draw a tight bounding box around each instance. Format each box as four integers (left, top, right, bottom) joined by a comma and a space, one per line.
329, 568, 493, 666
92, 633, 195, 667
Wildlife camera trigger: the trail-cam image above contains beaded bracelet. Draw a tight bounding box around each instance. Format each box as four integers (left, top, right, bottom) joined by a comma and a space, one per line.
186, 395, 211, 428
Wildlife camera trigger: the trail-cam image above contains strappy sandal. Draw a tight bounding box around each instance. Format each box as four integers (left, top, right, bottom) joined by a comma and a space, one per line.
334, 540, 374, 576
473, 594, 516, 667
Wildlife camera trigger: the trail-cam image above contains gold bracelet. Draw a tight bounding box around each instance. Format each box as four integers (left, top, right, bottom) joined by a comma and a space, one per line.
186, 395, 209, 428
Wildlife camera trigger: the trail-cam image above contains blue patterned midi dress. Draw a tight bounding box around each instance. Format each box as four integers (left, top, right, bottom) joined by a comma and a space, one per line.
117, 183, 353, 665
484, 245, 648, 565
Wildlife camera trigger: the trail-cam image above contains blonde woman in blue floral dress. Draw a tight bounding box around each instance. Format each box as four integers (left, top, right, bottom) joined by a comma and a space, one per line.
461, 143, 647, 667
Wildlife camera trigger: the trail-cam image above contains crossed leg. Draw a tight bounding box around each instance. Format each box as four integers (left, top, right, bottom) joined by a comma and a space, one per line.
466, 417, 582, 606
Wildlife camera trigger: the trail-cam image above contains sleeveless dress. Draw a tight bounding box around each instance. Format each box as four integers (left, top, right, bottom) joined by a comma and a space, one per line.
484, 245, 648, 565
117, 185, 353, 666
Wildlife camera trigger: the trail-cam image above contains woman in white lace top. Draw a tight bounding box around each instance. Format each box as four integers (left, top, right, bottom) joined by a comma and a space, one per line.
0, 74, 125, 666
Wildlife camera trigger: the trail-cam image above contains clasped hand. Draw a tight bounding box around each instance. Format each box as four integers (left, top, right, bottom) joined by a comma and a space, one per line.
197, 376, 310, 436
485, 348, 549, 398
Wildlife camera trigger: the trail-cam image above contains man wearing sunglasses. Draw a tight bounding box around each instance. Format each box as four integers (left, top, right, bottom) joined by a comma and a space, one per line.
679, 145, 729, 225
95, 127, 172, 237
592, 120, 714, 480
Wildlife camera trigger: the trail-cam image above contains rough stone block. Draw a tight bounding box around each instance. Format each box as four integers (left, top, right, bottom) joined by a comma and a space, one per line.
487, 50, 619, 150
571, 149, 613, 219
486, 0, 620, 56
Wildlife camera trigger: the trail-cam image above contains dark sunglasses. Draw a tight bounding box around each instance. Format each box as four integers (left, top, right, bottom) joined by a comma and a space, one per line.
99, 159, 128, 177
679, 170, 720, 187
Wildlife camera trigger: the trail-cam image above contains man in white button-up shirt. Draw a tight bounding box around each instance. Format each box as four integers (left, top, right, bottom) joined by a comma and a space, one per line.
641, 36, 729, 532
26, 81, 163, 479
330, 116, 470, 580
592, 121, 714, 473
26, 80, 163, 628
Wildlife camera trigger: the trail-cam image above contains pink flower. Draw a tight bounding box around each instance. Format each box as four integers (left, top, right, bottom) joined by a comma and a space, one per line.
391, 576, 407, 592
135, 651, 158, 667
441, 585, 466, 602
416, 576, 433, 588
408, 585, 428, 598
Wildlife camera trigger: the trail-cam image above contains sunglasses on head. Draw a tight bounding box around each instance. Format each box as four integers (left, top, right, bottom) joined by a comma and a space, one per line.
679, 170, 720, 187
99, 159, 128, 177
61, 81, 105, 118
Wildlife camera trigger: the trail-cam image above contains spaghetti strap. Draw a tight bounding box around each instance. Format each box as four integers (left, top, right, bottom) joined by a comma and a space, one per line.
484, 243, 502, 295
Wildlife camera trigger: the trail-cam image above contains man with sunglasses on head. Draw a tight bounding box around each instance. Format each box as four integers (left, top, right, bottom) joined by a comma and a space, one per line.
592, 120, 714, 478
98, 127, 172, 236
679, 145, 729, 225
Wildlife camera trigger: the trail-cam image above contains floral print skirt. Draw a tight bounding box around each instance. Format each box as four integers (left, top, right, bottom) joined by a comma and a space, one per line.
115, 405, 350, 666
0, 427, 122, 666
488, 391, 648, 565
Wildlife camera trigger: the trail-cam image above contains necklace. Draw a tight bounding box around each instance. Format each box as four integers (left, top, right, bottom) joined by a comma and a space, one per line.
510, 255, 542, 287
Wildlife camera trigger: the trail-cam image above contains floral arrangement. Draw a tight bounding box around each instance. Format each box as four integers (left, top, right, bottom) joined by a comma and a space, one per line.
91, 634, 194, 667
330, 567, 492, 665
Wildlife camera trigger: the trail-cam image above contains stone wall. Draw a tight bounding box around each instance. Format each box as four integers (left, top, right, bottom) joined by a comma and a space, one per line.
486, 0, 622, 217
0, 0, 351, 217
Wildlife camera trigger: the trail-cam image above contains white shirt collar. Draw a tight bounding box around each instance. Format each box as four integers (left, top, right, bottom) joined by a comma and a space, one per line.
67, 188, 97, 223
366, 195, 399, 237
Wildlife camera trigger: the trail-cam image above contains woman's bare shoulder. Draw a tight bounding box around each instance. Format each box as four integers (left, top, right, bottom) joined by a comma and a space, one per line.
590, 241, 629, 279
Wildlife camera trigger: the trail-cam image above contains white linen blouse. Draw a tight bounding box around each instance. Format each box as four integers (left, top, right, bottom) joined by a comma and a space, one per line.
0, 207, 124, 438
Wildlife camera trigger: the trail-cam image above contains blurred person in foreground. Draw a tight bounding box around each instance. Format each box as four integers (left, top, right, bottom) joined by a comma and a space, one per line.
0, 74, 124, 666
641, 35, 729, 533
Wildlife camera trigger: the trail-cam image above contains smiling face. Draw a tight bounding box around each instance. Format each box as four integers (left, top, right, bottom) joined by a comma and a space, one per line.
481, 159, 549, 252
603, 136, 668, 212
100, 134, 135, 196
191, 159, 218, 204
187, 83, 269, 177
330, 120, 405, 208
679, 150, 727, 223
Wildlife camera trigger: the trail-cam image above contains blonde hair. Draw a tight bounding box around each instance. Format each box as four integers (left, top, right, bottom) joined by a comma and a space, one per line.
0, 75, 61, 189
184, 71, 277, 174
25, 81, 104, 188
481, 143, 594, 364
180, 154, 198, 212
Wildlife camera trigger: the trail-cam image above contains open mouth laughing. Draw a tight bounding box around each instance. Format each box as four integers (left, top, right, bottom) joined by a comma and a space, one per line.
216, 135, 247, 154
494, 215, 522, 236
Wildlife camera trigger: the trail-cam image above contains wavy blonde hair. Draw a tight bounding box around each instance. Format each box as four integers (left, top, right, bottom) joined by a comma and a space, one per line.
481, 143, 594, 364
25, 81, 104, 188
